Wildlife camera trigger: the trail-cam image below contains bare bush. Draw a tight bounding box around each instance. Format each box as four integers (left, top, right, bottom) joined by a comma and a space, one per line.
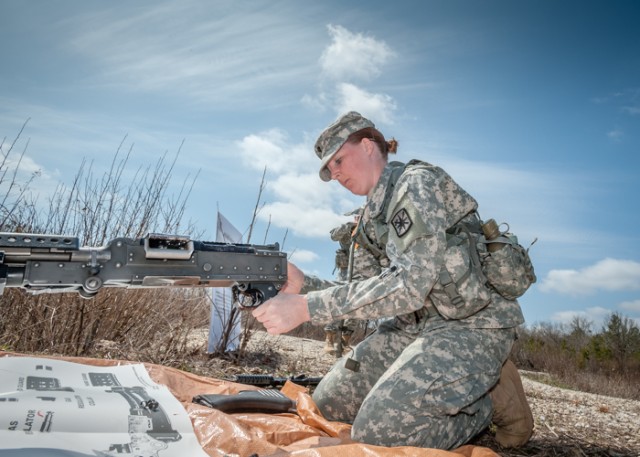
0, 125, 207, 365
0, 288, 209, 365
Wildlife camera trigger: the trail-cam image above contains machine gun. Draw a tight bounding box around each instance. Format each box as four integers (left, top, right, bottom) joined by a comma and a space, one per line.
229, 374, 323, 389
192, 374, 323, 414
0, 232, 287, 308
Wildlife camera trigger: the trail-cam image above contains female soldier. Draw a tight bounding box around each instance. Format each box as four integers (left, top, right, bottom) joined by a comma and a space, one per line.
252, 112, 533, 450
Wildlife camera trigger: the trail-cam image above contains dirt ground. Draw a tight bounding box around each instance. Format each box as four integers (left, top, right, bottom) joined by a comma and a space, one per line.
187, 329, 640, 457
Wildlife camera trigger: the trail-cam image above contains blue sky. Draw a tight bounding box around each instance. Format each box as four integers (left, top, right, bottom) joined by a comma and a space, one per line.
1, 0, 639, 330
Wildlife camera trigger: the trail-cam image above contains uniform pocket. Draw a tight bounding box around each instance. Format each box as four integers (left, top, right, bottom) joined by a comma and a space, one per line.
482, 241, 536, 300
429, 243, 492, 320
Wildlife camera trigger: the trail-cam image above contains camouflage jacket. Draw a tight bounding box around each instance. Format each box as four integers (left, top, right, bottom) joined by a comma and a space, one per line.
306, 161, 525, 330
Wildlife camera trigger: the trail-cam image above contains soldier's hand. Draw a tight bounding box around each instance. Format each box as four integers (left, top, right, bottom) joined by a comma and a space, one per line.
252, 293, 310, 334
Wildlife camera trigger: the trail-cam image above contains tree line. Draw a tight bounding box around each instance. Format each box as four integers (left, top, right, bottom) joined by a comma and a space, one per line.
512, 313, 640, 400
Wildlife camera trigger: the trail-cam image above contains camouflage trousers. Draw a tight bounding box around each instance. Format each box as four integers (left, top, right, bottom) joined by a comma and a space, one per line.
312, 317, 516, 449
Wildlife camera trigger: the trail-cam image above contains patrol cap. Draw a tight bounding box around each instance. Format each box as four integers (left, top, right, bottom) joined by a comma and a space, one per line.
314, 111, 375, 182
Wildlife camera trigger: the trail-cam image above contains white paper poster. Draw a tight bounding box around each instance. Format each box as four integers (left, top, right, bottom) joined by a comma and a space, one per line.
0, 356, 209, 457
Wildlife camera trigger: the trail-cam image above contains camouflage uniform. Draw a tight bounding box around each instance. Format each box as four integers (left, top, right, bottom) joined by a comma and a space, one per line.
307, 160, 525, 449
323, 216, 383, 341
323, 219, 358, 339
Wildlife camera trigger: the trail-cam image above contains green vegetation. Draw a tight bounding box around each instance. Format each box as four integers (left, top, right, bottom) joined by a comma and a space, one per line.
512, 314, 640, 400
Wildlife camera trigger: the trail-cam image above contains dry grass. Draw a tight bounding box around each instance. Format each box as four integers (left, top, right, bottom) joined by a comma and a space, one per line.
0, 288, 210, 367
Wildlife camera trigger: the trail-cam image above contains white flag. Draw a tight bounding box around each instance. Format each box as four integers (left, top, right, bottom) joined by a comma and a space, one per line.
216, 211, 243, 243
208, 212, 243, 353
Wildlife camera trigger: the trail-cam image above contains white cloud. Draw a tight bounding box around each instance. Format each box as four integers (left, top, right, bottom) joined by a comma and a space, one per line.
320, 25, 394, 82
0, 143, 44, 178
619, 299, 640, 313
235, 130, 359, 239
0, 118, 64, 198
248, 25, 397, 237
540, 258, 640, 296
288, 248, 318, 264
304, 25, 397, 122
236, 129, 312, 174
267, 172, 335, 208
260, 201, 349, 238
62, 2, 322, 106
550, 307, 610, 328
260, 171, 359, 238
301, 92, 329, 112
335, 83, 397, 125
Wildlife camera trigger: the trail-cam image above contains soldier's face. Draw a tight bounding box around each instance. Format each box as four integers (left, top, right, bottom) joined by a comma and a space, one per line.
327, 139, 381, 196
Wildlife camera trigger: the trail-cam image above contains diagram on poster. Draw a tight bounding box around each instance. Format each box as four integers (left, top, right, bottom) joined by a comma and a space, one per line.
0, 356, 208, 457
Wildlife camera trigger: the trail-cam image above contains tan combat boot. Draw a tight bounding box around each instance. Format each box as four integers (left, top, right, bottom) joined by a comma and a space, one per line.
489, 360, 534, 447
323, 331, 336, 354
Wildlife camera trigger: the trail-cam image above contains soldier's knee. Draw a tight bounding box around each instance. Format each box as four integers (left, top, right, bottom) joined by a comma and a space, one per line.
312, 376, 360, 423
351, 414, 463, 449
351, 397, 491, 450
351, 413, 435, 448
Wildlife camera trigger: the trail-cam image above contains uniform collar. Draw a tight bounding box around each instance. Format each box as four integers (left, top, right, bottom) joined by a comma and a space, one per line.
366, 161, 405, 219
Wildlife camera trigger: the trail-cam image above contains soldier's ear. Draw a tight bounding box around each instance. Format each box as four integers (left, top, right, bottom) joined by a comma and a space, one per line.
361, 137, 374, 155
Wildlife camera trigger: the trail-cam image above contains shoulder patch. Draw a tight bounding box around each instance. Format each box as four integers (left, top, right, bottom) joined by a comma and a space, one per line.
386, 191, 433, 254
391, 208, 412, 238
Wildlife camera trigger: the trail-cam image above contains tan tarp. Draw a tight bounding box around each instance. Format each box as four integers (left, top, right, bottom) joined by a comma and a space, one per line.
1, 352, 500, 457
